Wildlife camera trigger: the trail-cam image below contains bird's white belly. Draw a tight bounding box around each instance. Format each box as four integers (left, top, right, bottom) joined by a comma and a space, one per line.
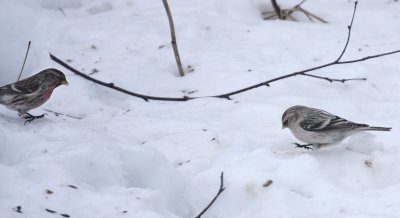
291, 125, 345, 144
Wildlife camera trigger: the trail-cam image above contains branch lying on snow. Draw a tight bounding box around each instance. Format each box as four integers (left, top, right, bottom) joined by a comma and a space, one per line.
51, 1, 400, 102
302, 73, 365, 83
194, 172, 226, 218
43, 109, 83, 120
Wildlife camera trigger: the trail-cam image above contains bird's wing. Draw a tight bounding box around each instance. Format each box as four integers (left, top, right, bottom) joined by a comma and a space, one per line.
9, 77, 41, 94
300, 112, 368, 132
0, 84, 18, 95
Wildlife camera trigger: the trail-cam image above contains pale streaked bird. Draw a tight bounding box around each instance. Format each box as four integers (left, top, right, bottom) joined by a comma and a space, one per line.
281, 105, 391, 150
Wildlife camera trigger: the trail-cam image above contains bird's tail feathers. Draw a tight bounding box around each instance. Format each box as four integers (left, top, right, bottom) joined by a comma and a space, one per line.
362, 126, 392, 131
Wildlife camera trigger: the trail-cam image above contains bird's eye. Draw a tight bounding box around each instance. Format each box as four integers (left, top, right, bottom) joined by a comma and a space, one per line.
283, 119, 288, 126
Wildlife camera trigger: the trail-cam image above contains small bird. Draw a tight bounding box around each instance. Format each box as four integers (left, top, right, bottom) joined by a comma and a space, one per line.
0, 68, 68, 123
281, 105, 391, 150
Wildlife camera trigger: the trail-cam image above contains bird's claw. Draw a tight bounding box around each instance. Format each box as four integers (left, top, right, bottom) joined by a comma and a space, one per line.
293, 143, 314, 151
23, 113, 45, 124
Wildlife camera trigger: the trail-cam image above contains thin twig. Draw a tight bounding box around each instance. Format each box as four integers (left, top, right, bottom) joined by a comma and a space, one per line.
51, 1, 400, 101
261, 11, 277, 15
17, 41, 31, 81
271, 0, 282, 19
194, 172, 226, 218
263, 14, 278, 20
295, 0, 308, 8
300, 8, 314, 22
336, 1, 357, 62
298, 7, 328, 23
43, 109, 83, 120
338, 49, 400, 64
162, 0, 185, 77
302, 73, 366, 83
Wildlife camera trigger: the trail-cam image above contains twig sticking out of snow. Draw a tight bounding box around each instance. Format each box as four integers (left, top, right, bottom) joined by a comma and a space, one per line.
270, 0, 283, 19
17, 41, 31, 81
302, 73, 366, 83
194, 172, 226, 218
51, 1, 400, 102
263, 0, 327, 23
162, 0, 185, 77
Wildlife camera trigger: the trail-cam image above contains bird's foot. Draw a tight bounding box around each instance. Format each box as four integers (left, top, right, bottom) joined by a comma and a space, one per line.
293, 143, 314, 151
22, 113, 45, 124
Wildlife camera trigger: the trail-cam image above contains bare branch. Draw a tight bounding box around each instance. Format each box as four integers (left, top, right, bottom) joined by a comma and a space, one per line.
17, 41, 31, 81
162, 0, 185, 77
300, 8, 314, 22
194, 172, 226, 218
263, 14, 278, 20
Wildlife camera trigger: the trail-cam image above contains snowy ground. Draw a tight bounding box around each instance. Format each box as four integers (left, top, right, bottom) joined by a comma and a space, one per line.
1, 0, 400, 217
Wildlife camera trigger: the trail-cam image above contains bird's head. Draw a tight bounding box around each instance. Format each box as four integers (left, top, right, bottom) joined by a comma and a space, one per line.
281, 105, 304, 129
41, 68, 69, 87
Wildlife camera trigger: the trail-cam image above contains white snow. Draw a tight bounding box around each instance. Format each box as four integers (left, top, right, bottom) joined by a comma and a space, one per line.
1, 0, 400, 217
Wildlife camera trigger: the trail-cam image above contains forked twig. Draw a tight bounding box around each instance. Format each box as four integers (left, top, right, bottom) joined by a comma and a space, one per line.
302, 73, 366, 83
51, 1, 400, 101
194, 172, 226, 218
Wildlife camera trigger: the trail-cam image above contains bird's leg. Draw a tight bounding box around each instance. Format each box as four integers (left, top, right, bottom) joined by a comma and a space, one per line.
293, 143, 314, 151
22, 113, 45, 124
